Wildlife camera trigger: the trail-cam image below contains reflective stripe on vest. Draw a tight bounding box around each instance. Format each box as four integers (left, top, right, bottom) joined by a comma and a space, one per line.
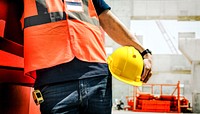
23, 0, 106, 76
24, 0, 99, 28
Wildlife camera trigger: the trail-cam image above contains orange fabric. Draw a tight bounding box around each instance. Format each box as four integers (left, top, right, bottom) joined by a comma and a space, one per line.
24, 20, 73, 74
23, 0, 106, 78
88, 0, 97, 18
23, 0, 37, 18
68, 19, 106, 62
46, 0, 64, 12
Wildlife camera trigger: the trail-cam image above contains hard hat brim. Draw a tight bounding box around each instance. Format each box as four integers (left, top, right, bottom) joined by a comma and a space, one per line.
109, 65, 143, 86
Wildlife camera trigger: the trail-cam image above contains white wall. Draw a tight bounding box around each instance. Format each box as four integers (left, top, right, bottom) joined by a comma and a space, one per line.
103, 0, 194, 106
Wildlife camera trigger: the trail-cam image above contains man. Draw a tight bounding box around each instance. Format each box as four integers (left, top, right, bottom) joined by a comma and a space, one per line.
22, 0, 152, 113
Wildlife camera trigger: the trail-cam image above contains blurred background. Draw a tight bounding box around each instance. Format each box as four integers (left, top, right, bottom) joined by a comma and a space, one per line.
0, 0, 200, 113
104, 0, 200, 113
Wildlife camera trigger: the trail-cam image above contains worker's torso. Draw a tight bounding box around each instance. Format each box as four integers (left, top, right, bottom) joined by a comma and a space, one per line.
23, 0, 107, 76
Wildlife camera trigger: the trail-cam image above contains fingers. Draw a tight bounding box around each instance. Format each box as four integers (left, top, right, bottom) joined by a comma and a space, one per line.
141, 58, 153, 83
143, 71, 152, 83
141, 65, 152, 83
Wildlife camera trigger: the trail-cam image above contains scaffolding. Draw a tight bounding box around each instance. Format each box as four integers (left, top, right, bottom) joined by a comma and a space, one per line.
126, 81, 189, 113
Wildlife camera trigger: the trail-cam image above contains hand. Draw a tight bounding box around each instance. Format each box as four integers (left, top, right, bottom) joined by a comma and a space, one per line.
141, 54, 152, 83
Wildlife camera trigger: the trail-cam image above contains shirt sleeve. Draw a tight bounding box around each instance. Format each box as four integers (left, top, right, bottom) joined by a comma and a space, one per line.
92, 0, 111, 16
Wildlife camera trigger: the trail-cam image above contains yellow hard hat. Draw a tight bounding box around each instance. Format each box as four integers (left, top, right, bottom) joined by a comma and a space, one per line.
107, 46, 143, 86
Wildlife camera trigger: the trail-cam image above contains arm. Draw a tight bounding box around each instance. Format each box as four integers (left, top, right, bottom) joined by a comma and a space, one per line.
99, 10, 152, 82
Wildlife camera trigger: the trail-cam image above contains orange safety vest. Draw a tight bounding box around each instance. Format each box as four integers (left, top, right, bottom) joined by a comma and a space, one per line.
23, 0, 107, 78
